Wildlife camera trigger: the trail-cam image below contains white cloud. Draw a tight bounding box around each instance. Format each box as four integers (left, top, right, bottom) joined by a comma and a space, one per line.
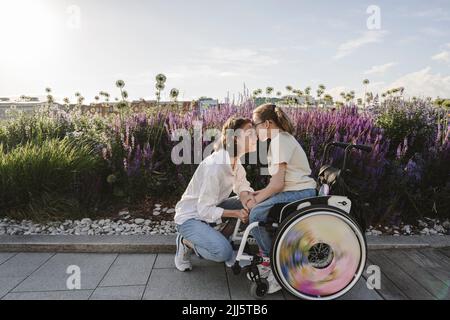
387, 67, 450, 98
327, 86, 348, 100
328, 82, 385, 101
420, 27, 447, 37
165, 47, 279, 80
432, 51, 450, 63
121, 47, 279, 85
334, 31, 388, 60
364, 62, 397, 75
406, 8, 450, 22
205, 47, 279, 68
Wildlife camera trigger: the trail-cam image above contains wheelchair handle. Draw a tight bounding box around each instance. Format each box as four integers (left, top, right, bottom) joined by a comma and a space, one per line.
321, 142, 373, 172
353, 144, 372, 153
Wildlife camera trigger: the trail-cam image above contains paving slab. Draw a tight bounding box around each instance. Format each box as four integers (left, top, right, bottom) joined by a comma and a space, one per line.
0, 252, 16, 265
143, 266, 230, 300
12, 253, 117, 292
2, 290, 93, 300
337, 278, 383, 300
0, 253, 54, 298
90, 286, 146, 300
99, 254, 156, 287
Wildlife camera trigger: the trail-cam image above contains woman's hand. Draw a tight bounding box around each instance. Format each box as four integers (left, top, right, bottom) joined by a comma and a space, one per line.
222, 209, 249, 224
235, 208, 249, 224
240, 191, 256, 210
245, 194, 258, 210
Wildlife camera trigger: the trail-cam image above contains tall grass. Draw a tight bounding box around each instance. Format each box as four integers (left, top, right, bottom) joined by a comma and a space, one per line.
0, 138, 104, 221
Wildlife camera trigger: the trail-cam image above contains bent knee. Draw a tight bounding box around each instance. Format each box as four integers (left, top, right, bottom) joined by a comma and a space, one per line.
209, 242, 233, 263
249, 207, 268, 223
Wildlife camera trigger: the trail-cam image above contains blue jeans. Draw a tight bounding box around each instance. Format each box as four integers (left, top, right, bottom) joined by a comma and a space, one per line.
176, 197, 243, 263
249, 189, 317, 256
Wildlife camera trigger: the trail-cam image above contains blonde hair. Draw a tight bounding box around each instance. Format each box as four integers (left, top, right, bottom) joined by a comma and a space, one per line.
253, 103, 294, 134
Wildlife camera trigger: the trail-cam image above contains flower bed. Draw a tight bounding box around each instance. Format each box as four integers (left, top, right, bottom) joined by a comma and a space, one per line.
0, 97, 448, 226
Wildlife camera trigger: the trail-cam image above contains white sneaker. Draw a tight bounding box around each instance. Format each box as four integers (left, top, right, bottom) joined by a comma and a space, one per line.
246, 264, 271, 281
266, 269, 282, 294
174, 234, 192, 272
225, 250, 238, 268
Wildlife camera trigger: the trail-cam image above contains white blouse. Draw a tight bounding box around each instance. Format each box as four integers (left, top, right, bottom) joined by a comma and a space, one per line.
174, 149, 254, 225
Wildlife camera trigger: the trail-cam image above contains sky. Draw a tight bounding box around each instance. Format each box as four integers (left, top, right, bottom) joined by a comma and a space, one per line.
0, 0, 449, 102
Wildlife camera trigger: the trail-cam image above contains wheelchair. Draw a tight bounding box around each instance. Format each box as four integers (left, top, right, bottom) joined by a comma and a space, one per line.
229, 142, 372, 300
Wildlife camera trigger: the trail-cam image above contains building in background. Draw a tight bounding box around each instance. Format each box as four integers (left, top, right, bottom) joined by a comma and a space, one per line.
0, 97, 49, 119
254, 95, 316, 107
198, 97, 219, 109
0, 97, 196, 119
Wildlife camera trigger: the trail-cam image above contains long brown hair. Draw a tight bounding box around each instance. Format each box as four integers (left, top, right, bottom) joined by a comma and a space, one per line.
215, 117, 252, 155
253, 103, 294, 134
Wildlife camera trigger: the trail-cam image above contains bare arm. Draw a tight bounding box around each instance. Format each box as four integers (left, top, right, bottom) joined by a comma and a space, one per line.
222, 209, 249, 224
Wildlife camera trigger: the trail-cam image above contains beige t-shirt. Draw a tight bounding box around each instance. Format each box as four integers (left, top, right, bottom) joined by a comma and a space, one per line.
268, 131, 317, 192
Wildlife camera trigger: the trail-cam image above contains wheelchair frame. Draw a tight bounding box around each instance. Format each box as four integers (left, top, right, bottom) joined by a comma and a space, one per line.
229, 141, 372, 300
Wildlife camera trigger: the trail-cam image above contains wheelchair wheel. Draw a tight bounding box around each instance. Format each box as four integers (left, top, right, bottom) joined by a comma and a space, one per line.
270, 205, 366, 300
250, 279, 269, 300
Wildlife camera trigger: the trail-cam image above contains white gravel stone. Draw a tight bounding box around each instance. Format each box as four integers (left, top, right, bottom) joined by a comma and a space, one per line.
402, 225, 412, 235
2, 213, 444, 237
418, 220, 428, 228
372, 230, 382, 236
0, 215, 177, 236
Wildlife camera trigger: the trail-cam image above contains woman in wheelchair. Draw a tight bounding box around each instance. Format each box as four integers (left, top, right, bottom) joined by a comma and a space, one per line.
246, 103, 317, 294
173, 117, 257, 272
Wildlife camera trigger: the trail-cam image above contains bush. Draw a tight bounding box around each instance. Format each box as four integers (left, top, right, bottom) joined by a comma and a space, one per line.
0, 138, 105, 220
374, 100, 440, 161
372, 100, 450, 223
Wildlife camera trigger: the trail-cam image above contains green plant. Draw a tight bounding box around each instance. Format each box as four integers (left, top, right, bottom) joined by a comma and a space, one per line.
0, 138, 105, 220
375, 102, 436, 160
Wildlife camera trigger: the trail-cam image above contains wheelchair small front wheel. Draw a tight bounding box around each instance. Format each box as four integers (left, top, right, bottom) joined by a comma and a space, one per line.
250, 279, 269, 299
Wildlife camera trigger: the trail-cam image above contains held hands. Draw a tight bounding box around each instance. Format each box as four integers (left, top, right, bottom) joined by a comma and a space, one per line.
245, 194, 258, 210
241, 191, 258, 211
236, 208, 249, 224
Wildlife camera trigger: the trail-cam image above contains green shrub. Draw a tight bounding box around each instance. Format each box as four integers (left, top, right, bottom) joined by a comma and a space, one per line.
0, 113, 70, 152
0, 138, 105, 220
375, 101, 437, 161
